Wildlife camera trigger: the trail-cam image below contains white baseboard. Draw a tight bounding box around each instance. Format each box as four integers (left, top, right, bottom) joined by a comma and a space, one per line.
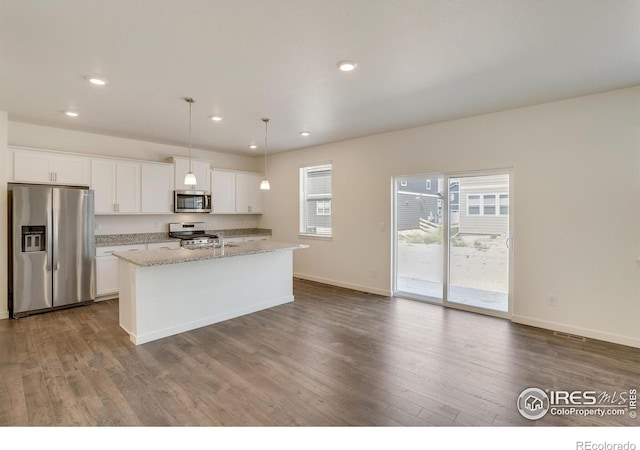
0, 310, 9, 320
293, 272, 392, 297
512, 315, 640, 349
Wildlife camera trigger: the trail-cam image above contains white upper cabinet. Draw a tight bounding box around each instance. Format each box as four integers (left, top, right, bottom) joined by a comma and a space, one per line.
116, 161, 141, 213
91, 159, 141, 214
172, 156, 211, 192
210, 170, 236, 214
235, 172, 263, 214
12, 147, 90, 186
91, 159, 117, 213
141, 162, 174, 214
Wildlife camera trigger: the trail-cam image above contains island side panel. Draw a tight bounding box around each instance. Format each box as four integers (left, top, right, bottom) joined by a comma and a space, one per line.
128, 250, 294, 345
118, 259, 135, 336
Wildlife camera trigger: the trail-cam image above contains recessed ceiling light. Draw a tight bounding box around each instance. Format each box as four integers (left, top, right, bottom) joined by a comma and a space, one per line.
86, 76, 108, 86
249, 144, 257, 149
337, 60, 357, 72
65, 111, 79, 117
300, 131, 310, 136
210, 115, 223, 122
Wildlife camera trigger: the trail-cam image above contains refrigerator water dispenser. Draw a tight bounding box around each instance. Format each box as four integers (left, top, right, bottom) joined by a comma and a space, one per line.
21, 226, 46, 252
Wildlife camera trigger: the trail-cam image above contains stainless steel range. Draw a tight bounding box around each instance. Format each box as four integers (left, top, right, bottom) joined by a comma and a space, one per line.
169, 222, 219, 249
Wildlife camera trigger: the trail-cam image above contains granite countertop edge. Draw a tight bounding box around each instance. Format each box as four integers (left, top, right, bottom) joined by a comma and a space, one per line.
113, 241, 308, 267
96, 228, 272, 247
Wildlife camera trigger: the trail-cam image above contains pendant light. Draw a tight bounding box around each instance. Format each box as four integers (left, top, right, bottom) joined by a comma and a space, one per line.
184, 97, 197, 187
260, 118, 271, 190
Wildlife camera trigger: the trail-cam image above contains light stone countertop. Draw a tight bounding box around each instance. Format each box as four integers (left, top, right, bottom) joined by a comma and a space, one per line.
96, 228, 272, 247
113, 240, 308, 267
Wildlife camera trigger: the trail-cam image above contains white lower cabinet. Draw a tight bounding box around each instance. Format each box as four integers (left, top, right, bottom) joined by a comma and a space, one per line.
222, 237, 244, 244
146, 241, 181, 250
96, 243, 174, 298
96, 245, 145, 297
244, 235, 271, 242
96, 256, 119, 297
223, 235, 271, 243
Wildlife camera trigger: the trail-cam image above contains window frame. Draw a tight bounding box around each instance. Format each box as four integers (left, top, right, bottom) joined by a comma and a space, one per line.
299, 162, 333, 238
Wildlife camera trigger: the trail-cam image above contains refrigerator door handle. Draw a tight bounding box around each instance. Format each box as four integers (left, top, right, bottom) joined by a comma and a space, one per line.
52, 207, 59, 271
46, 201, 54, 272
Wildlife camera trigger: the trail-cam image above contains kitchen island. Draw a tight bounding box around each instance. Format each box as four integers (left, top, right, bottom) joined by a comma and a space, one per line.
114, 240, 308, 345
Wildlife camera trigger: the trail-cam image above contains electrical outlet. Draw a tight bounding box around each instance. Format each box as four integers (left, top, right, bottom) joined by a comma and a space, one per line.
548, 295, 558, 307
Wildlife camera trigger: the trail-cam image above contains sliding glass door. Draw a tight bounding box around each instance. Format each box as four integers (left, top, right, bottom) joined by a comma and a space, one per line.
394, 175, 445, 301
444, 173, 511, 314
393, 170, 512, 317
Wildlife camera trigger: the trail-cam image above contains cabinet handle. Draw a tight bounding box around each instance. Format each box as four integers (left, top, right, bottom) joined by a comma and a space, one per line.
248, 205, 252, 213
54, 172, 57, 182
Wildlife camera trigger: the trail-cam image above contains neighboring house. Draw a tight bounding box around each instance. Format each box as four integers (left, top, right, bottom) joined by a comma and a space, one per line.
458, 174, 509, 235
396, 178, 458, 231
396, 175, 509, 235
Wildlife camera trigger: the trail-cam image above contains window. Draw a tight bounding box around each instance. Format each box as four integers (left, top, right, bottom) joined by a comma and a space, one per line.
300, 163, 332, 237
483, 194, 496, 215
468, 195, 481, 215
467, 194, 509, 216
316, 200, 331, 216
499, 194, 509, 215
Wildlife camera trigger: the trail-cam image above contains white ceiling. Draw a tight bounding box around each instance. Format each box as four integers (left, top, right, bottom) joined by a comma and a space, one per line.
1, 0, 639, 156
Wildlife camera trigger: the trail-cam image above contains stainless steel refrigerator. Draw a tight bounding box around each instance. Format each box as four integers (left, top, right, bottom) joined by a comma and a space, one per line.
9, 184, 95, 317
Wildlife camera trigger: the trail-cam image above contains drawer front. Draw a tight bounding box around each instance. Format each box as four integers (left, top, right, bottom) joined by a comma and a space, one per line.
244, 236, 271, 242
147, 241, 181, 250
96, 244, 146, 256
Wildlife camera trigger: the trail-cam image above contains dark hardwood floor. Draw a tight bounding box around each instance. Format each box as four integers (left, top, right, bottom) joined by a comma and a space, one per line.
1, 279, 638, 426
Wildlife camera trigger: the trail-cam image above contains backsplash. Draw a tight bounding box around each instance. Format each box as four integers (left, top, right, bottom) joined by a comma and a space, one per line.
94, 214, 260, 235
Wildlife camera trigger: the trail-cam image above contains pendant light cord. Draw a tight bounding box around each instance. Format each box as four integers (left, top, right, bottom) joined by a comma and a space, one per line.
263, 118, 269, 177
188, 99, 193, 174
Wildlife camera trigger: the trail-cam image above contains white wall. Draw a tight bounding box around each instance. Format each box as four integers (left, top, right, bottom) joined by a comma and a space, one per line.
0, 112, 8, 318
260, 86, 640, 348
8, 121, 263, 235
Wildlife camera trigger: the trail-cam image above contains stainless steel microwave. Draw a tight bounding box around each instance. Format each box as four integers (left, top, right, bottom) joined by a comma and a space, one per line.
174, 190, 212, 213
